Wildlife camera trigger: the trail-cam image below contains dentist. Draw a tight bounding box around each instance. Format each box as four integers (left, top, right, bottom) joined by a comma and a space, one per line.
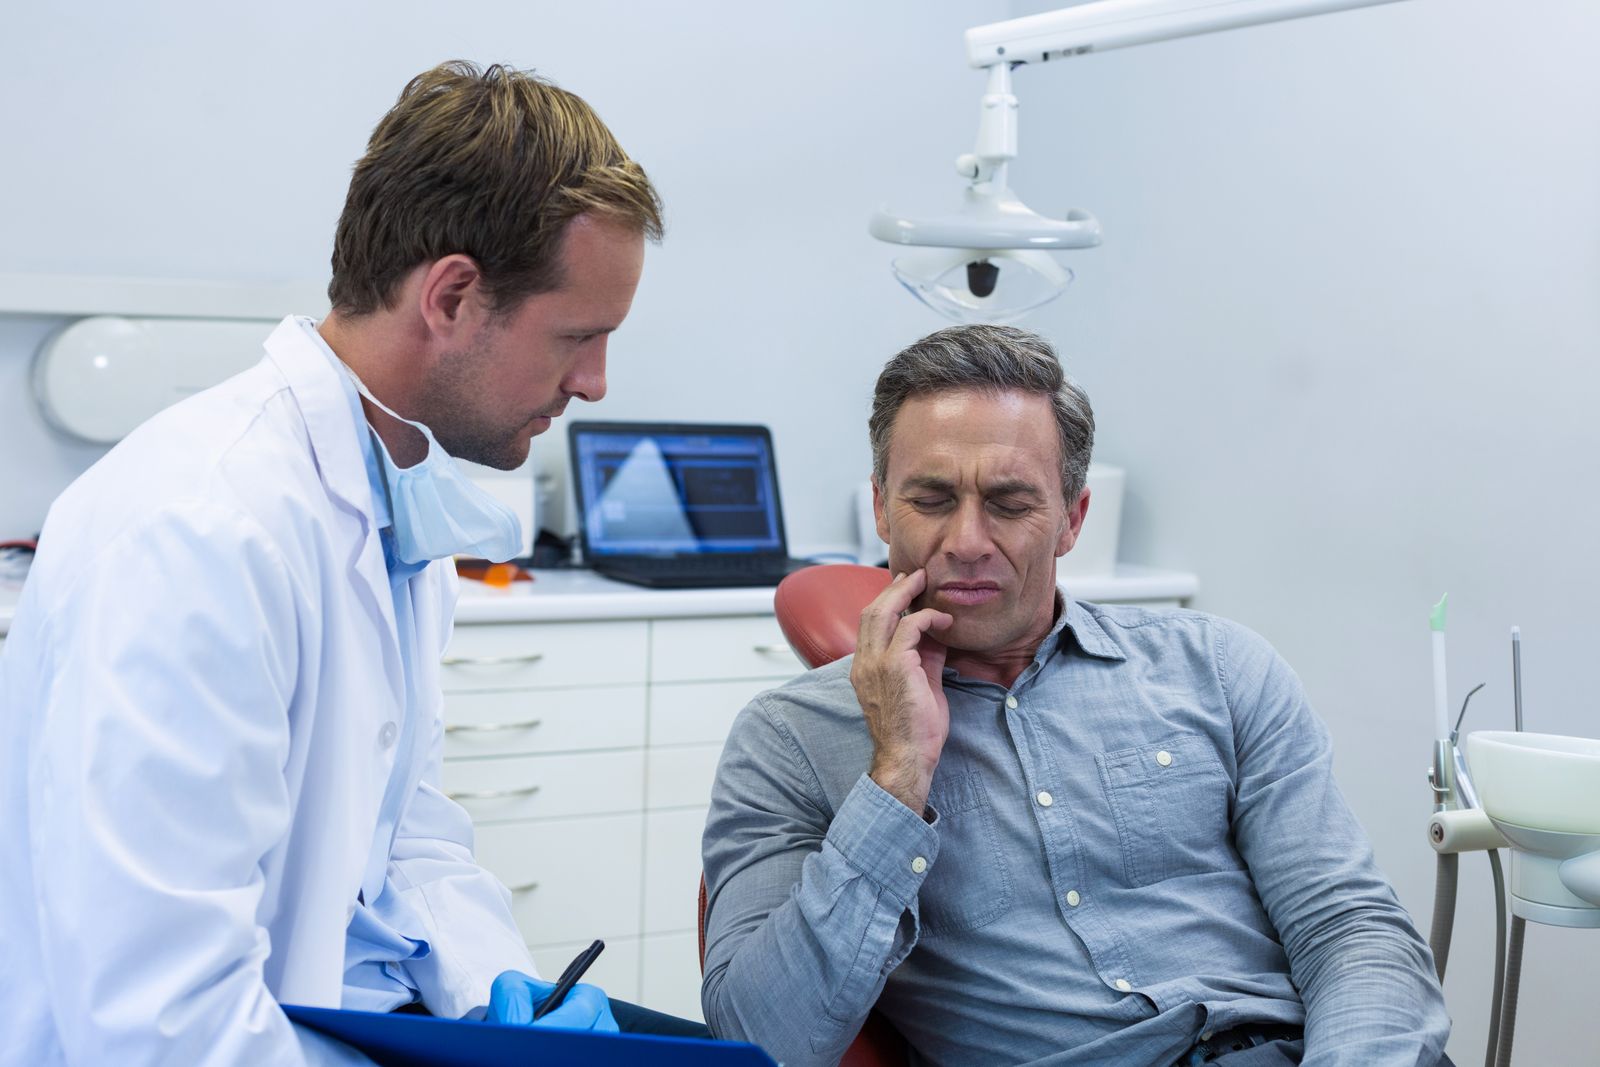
0, 62, 664, 1065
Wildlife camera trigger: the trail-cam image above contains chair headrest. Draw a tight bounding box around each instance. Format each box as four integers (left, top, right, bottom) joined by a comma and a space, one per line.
773, 564, 893, 669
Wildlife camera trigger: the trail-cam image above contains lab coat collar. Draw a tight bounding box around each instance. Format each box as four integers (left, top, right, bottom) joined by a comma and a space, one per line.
262, 316, 408, 705
263, 316, 382, 525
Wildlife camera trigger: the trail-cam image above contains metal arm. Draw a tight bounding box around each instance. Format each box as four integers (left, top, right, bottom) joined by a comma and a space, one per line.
964, 0, 1409, 69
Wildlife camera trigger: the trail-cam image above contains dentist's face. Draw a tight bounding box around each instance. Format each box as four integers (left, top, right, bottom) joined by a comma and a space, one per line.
875, 388, 1087, 659
421, 214, 645, 470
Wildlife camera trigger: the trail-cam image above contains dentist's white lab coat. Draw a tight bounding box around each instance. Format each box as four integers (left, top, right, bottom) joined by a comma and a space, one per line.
0, 317, 535, 1066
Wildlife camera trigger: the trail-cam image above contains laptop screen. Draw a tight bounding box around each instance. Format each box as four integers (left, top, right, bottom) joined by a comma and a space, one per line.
570, 423, 787, 557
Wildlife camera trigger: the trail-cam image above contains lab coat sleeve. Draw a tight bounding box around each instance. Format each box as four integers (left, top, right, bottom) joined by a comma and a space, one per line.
385, 774, 538, 1019
30, 501, 359, 1066
386, 564, 537, 1019
1221, 620, 1451, 1067
701, 696, 940, 1067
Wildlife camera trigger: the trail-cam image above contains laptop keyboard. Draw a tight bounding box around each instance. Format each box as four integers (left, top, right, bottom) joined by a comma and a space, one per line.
610, 555, 789, 577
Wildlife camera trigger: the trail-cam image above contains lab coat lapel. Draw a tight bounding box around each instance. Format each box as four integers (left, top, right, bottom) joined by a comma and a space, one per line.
262, 317, 406, 716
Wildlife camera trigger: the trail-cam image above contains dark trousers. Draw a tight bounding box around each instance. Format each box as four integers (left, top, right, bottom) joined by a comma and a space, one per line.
607, 997, 713, 1040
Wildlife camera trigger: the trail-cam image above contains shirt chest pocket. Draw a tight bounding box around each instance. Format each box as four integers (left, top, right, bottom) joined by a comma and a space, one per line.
1096, 734, 1240, 887
918, 771, 1012, 936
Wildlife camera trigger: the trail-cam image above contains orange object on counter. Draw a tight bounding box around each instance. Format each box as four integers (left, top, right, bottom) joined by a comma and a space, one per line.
454, 559, 533, 586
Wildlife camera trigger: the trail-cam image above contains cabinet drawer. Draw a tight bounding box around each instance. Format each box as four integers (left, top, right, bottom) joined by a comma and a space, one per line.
640, 932, 705, 1023
475, 814, 644, 945
445, 750, 645, 822
645, 745, 722, 811
444, 685, 646, 758
649, 616, 803, 683
648, 679, 774, 747
643, 807, 708, 934
442, 621, 647, 691
529, 937, 641, 1004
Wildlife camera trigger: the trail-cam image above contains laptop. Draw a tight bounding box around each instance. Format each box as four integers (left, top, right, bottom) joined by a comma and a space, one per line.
567, 421, 816, 589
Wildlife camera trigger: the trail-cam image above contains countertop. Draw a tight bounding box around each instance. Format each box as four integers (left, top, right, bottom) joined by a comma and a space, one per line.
0, 563, 1198, 636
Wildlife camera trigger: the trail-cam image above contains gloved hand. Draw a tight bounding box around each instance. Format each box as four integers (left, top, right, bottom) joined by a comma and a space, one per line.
486, 970, 619, 1032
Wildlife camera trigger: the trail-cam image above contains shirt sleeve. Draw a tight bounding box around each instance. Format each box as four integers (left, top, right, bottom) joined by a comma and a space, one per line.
30, 502, 343, 1066
1220, 620, 1451, 1067
701, 695, 940, 1067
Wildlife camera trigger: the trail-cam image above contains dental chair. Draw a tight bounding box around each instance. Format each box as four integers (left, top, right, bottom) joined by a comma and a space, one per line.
699, 563, 907, 1067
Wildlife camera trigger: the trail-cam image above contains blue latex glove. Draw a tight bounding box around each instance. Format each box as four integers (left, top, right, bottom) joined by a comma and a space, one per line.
486, 970, 619, 1032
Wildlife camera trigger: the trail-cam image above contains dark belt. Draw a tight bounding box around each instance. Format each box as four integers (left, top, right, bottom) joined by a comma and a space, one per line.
1181, 1022, 1304, 1064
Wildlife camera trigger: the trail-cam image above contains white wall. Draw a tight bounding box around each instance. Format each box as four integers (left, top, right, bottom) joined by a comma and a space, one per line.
5, 1, 1598, 1062
1009, 0, 1600, 1061
0, 0, 1011, 544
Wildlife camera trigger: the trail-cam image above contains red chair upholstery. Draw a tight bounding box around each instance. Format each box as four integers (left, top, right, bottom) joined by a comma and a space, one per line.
698, 564, 907, 1067
773, 564, 893, 669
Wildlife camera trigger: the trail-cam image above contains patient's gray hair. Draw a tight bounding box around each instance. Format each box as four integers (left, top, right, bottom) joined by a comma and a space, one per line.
869, 324, 1094, 504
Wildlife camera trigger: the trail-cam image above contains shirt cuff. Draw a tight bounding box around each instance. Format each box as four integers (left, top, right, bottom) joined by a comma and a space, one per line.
824, 773, 942, 908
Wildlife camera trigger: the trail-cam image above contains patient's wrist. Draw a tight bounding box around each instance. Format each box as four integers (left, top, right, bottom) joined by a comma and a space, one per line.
869, 758, 935, 818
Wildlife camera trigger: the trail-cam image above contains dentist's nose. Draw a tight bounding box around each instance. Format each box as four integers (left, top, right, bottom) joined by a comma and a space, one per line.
565, 340, 608, 403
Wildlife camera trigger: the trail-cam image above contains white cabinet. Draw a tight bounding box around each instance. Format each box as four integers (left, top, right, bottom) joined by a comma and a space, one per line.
442, 612, 803, 1023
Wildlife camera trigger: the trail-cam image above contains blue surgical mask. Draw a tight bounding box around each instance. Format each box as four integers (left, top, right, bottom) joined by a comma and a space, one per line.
343, 368, 524, 565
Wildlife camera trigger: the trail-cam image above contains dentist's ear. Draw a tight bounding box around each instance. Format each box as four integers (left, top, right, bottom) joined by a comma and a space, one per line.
417, 254, 488, 342
872, 477, 891, 546
1056, 487, 1091, 556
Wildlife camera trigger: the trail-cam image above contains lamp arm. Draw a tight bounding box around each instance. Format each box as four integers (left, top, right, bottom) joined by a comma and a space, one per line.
964, 0, 1410, 70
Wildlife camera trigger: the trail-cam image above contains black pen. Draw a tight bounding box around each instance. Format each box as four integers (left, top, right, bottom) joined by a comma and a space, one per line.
532, 939, 606, 1021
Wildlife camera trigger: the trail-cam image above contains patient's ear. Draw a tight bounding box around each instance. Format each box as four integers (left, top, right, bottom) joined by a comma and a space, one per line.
1057, 487, 1090, 556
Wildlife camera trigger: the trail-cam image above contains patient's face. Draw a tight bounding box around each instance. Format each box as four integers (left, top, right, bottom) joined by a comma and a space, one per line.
875, 388, 1087, 660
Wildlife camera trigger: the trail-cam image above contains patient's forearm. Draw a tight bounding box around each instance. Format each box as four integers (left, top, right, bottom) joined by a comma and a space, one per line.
1295, 925, 1451, 1067
702, 775, 936, 1066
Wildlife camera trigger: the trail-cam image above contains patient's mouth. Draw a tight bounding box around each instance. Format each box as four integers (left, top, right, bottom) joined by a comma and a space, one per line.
937, 581, 1001, 607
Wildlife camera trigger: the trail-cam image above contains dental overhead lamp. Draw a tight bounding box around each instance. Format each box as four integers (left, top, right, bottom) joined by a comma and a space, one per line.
870, 0, 1409, 322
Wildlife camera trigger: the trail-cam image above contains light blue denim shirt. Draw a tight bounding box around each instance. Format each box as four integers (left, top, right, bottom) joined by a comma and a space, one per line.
701, 599, 1449, 1067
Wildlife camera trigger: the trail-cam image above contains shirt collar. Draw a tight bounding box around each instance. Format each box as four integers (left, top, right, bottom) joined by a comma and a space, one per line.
943, 591, 1128, 690
1054, 595, 1128, 663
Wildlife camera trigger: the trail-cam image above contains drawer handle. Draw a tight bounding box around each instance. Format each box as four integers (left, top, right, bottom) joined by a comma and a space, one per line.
751, 643, 792, 655
448, 784, 543, 801
441, 652, 546, 667
505, 879, 541, 894
445, 718, 544, 735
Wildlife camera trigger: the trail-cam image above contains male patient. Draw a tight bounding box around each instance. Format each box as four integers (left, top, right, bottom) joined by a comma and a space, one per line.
700, 325, 1452, 1067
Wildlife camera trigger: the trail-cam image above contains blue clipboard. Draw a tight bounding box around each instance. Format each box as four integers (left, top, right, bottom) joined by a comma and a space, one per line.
284, 1004, 777, 1067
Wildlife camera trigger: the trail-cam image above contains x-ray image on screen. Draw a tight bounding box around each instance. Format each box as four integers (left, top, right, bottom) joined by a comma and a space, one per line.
574, 428, 785, 557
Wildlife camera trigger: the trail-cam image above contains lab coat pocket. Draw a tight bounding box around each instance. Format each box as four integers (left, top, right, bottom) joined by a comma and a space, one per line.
918, 770, 1012, 935
1097, 733, 1238, 888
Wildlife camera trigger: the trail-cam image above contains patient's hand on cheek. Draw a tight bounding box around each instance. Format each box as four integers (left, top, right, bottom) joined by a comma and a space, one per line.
849, 568, 954, 816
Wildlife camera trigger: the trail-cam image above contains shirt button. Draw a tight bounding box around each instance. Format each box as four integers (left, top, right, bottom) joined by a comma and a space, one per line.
1114, 978, 1132, 992
1004, 695, 1018, 710
1066, 890, 1081, 907
1156, 750, 1173, 767
911, 856, 928, 874
378, 722, 398, 748
1036, 791, 1054, 807
1201, 1031, 1214, 1041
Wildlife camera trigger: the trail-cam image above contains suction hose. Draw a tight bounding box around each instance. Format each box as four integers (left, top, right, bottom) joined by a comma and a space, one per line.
1495, 916, 1525, 1067
1429, 852, 1458, 981
1484, 850, 1507, 1067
